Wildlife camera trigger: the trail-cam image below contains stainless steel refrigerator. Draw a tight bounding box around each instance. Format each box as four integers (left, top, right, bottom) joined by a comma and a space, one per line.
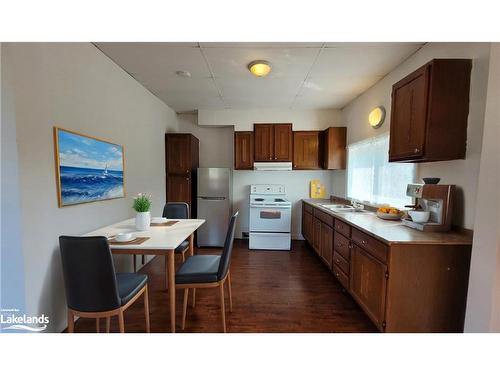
196, 168, 232, 247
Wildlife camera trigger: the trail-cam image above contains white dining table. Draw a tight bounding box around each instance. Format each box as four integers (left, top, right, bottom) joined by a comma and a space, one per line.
85, 218, 205, 332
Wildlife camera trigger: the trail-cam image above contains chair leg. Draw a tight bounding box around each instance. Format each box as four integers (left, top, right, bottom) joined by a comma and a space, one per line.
219, 283, 226, 333
106, 316, 111, 333
192, 288, 196, 308
142, 255, 145, 264
227, 271, 233, 313
182, 251, 185, 262
118, 310, 125, 333
182, 288, 189, 330
96, 318, 100, 333
67, 310, 74, 333
144, 285, 151, 333
133, 255, 137, 272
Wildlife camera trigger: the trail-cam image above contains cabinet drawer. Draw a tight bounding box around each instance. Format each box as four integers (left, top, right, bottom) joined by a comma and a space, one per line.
334, 219, 351, 238
333, 251, 350, 275
313, 208, 334, 227
304, 203, 313, 214
334, 232, 350, 260
333, 265, 349, 290
351, 228, 388, 263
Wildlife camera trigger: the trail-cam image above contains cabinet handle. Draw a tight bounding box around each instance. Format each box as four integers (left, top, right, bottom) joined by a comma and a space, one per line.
361, 240, 367, 245
414, 148, 420, 153
348, 244, 353, 249
336, 258, 340, 263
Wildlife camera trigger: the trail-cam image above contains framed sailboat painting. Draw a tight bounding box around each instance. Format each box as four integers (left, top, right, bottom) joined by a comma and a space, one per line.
53, 127, 125, 207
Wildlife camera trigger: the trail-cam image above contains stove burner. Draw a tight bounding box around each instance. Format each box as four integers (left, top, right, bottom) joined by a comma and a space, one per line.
254, 198, 264, 202
274, 198, 285, 202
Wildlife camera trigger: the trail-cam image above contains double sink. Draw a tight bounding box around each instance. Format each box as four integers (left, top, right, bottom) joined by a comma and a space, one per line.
320, 203, 368, 214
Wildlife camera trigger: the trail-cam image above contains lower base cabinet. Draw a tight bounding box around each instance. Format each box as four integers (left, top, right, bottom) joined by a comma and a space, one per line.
320, 222, 333, 267
350, 244, 387, 331
301, 201, 472, 333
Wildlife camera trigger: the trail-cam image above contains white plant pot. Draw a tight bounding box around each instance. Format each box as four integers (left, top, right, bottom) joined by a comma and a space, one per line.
135, 211, 151, 231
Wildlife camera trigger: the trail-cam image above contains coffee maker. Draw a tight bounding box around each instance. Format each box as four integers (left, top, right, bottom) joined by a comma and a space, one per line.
402, 184, 455, 232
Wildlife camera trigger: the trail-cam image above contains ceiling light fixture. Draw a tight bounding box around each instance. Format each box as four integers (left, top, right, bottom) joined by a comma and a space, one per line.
176, 70, 191, 78
248, 60, 272, 77
369, 106, 386, 129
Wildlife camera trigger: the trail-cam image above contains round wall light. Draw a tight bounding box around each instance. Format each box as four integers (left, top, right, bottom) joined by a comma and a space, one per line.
368, 106, 386, 129
248, 60, 272, 77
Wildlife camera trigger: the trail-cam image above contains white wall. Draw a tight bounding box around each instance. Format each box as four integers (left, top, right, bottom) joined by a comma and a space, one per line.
1, 43, 27, 323
336, 43, 491, 229
177, 113, 233, 168
198, 108, 341, 131
464, 43, 500, 332
2, 43, 178, 332
186, 108, 342, 238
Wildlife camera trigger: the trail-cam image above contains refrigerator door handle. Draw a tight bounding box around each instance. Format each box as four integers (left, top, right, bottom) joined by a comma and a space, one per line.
198, 196, 226, 200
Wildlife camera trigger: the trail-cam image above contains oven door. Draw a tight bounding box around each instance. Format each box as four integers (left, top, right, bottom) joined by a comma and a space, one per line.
249, 205, 291, 233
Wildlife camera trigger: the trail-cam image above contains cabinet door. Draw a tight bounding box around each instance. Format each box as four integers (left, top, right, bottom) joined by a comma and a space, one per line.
293, 131, 320, 169
322, 127, 346, 170
312, 217, 321, 254
273, 124, 293, 161
166, 174, 191, 206
166, 134, 191, 174
302, 211, 313, 243
320, 223, 333, 268
389, 65, 429, 161
254, 124, 274, 161
234, 132, 254, 169
350, 244, 387, 329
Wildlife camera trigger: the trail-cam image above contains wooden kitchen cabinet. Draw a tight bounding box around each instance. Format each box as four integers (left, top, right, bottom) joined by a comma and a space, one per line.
389, 59, 472, 163
274, 124, 293, 161
302, 204, 313, 243
293, 131, 321, 169
165, 133, 199, 218
254, 123, 292, 162
350, 244, 387, 330
301, 200, 472, 332
320, 222, 333, 268
234, 131, 254, 170
312, 217, 321, 255
166, 174, 192, 205
322, 127, 346, 170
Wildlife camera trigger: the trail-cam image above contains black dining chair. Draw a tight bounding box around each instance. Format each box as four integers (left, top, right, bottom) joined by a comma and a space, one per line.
175, 211, 238, 333
59, 236, 150, 333
163, 202, 191, 262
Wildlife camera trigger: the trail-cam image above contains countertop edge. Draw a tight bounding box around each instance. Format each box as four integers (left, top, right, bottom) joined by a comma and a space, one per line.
302, 199, 473, 246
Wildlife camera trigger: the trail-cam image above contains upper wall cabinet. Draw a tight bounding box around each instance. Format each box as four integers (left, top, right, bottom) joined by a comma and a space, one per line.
234, 131, 254, 170
389, 59, 472, 163
254, 123, 292, 162
293, 131, 321, 169
322, 127, 347, 170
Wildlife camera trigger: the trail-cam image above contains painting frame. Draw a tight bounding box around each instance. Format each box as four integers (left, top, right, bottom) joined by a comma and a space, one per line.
53, 126, 126, 207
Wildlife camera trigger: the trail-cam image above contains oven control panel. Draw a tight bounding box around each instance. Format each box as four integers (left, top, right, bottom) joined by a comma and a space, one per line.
251, 184, 285, 195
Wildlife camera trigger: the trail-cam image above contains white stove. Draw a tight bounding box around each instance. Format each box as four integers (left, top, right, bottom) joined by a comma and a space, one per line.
249, 184, 291, 251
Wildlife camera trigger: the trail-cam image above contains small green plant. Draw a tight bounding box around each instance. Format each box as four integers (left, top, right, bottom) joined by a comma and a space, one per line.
133, 193, 152, 212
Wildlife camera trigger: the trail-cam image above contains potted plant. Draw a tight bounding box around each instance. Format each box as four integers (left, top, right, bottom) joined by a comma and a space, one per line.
133, 193, 152, 231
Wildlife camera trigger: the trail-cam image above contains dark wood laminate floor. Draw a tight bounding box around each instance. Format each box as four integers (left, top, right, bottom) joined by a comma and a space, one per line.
72, 240, 377, 333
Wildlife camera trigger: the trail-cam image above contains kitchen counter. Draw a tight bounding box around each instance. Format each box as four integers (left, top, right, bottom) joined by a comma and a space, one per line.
302, 199, 473, 245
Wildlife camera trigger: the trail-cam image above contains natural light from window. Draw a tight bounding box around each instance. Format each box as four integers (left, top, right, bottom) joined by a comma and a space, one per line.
347, 133, 416, 208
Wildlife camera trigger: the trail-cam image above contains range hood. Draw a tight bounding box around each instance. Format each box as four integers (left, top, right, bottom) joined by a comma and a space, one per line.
253, 162, 292, 171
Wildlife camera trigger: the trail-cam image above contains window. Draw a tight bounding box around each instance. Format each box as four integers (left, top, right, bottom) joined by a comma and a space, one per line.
347, 133, 416, 208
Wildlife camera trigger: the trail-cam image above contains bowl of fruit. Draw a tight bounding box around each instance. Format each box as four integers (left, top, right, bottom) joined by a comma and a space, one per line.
376, 207, 403, 221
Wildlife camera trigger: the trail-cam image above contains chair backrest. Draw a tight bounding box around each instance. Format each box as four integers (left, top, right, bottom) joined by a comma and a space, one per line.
59, 236, 121, 312
163, 202, 189, 219
217, 212, 239, 280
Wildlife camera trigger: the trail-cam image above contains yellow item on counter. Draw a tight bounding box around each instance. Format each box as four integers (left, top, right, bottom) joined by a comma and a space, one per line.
310, 179, 326, 198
